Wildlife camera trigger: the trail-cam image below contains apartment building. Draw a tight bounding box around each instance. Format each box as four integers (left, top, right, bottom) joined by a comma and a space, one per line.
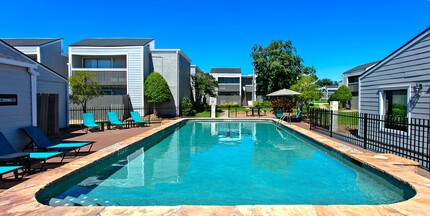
2, 38, 68, 78
68, 38, 191, 116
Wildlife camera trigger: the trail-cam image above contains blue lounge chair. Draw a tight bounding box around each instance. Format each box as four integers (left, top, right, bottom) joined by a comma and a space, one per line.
107, 112, 126, 128
274, 109, 284, 119
0, 132, 64, 172
21, 126, 94, 157
82, 113, 100, 133
291, 110, 302, 122
0, 166, 23, 181
130, 111, 148, 127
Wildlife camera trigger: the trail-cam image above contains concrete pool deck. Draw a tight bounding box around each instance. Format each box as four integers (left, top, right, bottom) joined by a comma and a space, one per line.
1, 118, 430, 215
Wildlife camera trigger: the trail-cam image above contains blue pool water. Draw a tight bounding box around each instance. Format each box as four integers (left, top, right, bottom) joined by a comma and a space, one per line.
40, 120, 414, 206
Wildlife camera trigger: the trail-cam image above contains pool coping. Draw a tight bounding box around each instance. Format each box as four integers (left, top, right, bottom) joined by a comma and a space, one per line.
1, 118, 430, 215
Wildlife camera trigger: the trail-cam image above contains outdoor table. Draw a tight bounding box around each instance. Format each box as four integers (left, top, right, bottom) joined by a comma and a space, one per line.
96, 121, 111, 131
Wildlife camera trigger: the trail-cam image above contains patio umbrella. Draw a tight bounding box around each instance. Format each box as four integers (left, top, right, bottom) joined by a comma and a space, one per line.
266, 88, 300, 97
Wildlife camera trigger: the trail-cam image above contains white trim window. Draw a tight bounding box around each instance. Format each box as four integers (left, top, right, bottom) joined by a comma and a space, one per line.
378, 86, 410, 132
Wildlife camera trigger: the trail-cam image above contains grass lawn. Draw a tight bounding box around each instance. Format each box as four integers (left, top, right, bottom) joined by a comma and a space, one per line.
195, 110, 222, 118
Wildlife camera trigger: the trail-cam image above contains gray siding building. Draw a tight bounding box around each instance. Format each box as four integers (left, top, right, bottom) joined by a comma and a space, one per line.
359, 27, 430, 120
151, 49, 192, 116
0, 40, 68, 149
69, 39, 154, 112
2, 39, 68, 78
210, 68, 242, 105
69, 39, 192, 116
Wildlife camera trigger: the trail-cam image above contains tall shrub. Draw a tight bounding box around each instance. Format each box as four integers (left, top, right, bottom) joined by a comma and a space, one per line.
144, 72, 172, 115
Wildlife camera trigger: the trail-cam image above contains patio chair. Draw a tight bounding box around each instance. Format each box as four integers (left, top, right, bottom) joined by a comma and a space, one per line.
274, 109, 284, 119
0, 132, 64, 172
290, 110, 302, 122
0, 165, 23, 181
21, 126, 94, 157
82, 113, 101, 133
130, 111, 148, 127
107, 112, 126, 128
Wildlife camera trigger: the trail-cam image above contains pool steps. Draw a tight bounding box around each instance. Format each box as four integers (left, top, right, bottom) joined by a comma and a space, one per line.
48, 195, 120, 206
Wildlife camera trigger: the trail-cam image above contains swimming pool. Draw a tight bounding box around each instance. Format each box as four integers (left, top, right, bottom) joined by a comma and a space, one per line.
38, 120, 415, 206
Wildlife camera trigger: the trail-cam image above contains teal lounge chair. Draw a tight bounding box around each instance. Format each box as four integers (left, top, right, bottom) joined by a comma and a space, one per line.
0, 132, 64, 173
0, 166, 23, 181
82, 113, 100, 133
107, 112, 126, 128
291, 110, 302, 122
130, 111, 148, 127
274, 109, 284, 119
21, 126, 94, 157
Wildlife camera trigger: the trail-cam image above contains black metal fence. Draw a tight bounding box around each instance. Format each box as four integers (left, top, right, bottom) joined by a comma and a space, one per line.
69, 106, 178, 125
309, 108, 430, 170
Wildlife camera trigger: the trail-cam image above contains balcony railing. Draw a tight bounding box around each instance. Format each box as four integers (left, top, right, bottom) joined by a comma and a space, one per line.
71, 70, 126, 86
218, 83, 240, 92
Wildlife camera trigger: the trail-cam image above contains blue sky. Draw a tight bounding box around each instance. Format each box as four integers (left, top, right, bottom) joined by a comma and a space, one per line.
1, 0, 429, 81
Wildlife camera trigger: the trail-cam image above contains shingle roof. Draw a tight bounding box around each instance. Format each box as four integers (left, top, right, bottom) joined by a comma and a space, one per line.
70, 38, 154, 47
1, 38, 61, 46
343, 60, 380, 75
210, 68, 241, 74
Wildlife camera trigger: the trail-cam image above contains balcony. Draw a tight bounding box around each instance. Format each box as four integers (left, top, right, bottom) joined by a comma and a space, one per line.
218, 84, 240, 92
71, 69, 126, 86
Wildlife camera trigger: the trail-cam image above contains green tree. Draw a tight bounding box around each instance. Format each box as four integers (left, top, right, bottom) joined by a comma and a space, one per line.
251, 40, 315, 95
329, 85, 353, 108
181, 96, 194, 116
144, 72, 172, 115
291, 75, 323, 108
192, 72, 218, 111
69, 71, 103, 113
316, 78, 338, 87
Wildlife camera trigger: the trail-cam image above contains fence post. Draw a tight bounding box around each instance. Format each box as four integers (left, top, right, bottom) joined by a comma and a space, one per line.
228, 106, 230, 118
330, 110, 333, 137
363, 113, 368, 149
309, 108, 313, 130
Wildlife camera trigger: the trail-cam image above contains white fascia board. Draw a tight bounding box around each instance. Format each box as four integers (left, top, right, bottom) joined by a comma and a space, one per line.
70, 46, 145, 50
13, 46, 38, 54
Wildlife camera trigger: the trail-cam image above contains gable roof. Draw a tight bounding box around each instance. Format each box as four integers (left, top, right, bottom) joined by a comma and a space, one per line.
360, 26, 430, 80
70, 38, 154, 47
343, 60, 380, 75
0, 40, 67, 81
210, 68, 241, 74
1, 38, 61, 46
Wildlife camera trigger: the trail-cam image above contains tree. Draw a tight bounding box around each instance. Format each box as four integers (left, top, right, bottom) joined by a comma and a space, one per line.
192, 72, 218, 111
251, 40, 315, 95
291, 75, 323, 108
144, 71, 172, 115
69, 71, 103, 113
329, 85, 353, 108
181, 96, 194, 116
316, 78, 339, 87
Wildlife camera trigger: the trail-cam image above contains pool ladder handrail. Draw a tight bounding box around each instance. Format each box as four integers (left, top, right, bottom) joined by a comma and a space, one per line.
276, 114, 290, 127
